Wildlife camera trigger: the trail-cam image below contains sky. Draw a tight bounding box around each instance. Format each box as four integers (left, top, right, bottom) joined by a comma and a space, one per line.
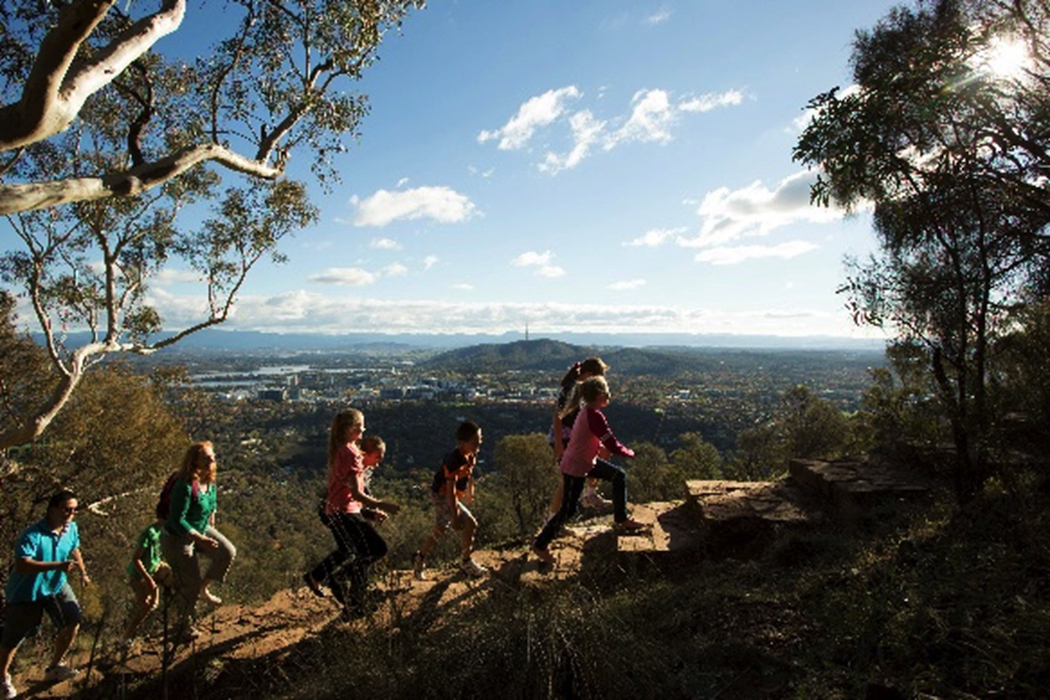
16, 0, 908, 342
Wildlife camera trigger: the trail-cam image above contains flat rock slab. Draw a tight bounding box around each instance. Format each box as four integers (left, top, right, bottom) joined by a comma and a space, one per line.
616, 501, 704, 554
686, 480, 821, 525
789, 458, 928, 510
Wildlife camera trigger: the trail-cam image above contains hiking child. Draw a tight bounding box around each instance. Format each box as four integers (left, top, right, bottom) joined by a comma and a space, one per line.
358, 435, 388, 524
412, 421, 488, 580
304, 410, 400, 619
121, 519, 173, 643
532, 377, 647, 565
160, 441, 237, 641
547, 357, 612, 522
2, 490, 91, 699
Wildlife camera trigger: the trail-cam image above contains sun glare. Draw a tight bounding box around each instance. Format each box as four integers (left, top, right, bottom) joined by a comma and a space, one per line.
977, 36, 1032, 79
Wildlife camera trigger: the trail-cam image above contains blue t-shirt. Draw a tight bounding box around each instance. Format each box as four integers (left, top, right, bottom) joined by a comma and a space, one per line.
4, 519, 80, 603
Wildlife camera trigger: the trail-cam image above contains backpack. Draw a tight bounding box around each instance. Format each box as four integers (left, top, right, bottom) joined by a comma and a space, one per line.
155, 472, 200, 520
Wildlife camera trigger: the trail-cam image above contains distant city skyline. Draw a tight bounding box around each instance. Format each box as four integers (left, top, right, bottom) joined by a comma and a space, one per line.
3, 1, 903, 343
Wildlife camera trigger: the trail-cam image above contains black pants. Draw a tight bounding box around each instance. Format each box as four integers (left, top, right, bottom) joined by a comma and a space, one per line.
310, 512, 387, 608
534, 459, 628, 550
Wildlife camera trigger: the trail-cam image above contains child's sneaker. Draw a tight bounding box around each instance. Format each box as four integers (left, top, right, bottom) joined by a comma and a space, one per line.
43, 664, 78, 682
2, 673, 17, 699
614, 517, 650, 534
581, 490, 612, 509
459, 558, 488, 578
412, 551, 427, 581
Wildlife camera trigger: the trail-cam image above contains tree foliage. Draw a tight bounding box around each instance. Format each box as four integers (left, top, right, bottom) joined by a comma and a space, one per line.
491, 433, 558, 538
794, 0, 1050, 502
0, 0, 422, 448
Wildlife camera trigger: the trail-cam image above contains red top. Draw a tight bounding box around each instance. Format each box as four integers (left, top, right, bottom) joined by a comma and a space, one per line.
326, 443, 364, 515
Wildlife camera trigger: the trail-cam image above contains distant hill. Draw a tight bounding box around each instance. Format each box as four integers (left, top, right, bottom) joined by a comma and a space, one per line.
419, 340, 884, 376
419, 339, 589, 373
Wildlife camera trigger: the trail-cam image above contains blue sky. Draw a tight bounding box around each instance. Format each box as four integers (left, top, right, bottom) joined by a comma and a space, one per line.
25, 1, 907, 341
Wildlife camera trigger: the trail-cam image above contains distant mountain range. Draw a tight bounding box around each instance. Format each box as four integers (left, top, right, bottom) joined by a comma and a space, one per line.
33, 328, 886, 354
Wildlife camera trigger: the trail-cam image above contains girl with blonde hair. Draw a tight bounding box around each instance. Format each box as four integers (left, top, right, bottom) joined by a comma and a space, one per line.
304, 409, 400, 618
160, 441, 236, 641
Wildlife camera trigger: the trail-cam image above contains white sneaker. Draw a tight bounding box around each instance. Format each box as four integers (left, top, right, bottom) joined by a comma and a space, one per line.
2, 673, 16, 699
43, 664, 78, 682
412, 551, 428, 581
581, 491, 612, 509
459, 558, 487, 578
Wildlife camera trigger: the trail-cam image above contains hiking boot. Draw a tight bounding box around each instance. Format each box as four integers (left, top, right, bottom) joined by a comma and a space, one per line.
459, 558, 487, 578
412, 551, 427, 581
43, 664, 78, 683
2, 673, 16, 699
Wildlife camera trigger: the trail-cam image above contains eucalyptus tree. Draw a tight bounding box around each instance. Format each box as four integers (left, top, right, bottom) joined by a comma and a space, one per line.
0, 0, 422, 449
794, 0, 1050, 501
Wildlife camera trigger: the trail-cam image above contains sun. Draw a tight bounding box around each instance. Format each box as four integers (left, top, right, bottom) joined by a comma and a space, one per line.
977, 35, 1032, 79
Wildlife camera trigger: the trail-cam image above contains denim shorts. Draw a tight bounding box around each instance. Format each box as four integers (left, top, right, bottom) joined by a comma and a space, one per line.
1, 583, 81, 648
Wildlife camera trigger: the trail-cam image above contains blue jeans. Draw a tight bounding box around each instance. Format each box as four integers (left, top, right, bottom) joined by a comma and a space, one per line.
534, 459, 628, 550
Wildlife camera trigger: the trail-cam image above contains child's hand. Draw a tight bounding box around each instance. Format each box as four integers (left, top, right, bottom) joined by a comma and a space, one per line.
373, 510, 389, 524
623, 448, 635, 459
381, 501, 401, 516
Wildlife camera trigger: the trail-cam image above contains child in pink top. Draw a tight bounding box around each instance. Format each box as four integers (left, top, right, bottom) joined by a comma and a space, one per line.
532, 377, 646, 564
304, 409, 400, 618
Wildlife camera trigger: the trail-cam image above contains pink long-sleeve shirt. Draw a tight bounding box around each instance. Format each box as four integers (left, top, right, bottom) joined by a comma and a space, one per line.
559, 406, 634, 477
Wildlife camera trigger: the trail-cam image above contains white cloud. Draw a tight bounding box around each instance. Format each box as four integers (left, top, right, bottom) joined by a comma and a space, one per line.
539, 110, 606, 174
423, 255, 439, 270
308, 267, 378, 286
477, 86, 581, 150
623, 227, 687, 247
608, 279, 647, 290
483, 85, 744, 173
694, 240, 820, 265
609, 89, 675, 146
512, 250, 565, 278
396, 177, 410, 188
450, 283, 474, 290
351, 186, 479, 227
153, 268, 202, 285
145, 290, 880, 338
370, 237, 402, 250
383, 263, 408, 277
679, 170, 848, 247
678, 90, 744, 113
645, 8, 671, 25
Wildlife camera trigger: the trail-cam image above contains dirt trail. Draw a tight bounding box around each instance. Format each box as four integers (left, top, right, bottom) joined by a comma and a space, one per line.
11, 519, 628, 699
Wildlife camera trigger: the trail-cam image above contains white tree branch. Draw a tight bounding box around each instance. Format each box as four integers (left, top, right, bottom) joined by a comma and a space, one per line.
0, 0, 187, 152
0, 144, 282, 215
